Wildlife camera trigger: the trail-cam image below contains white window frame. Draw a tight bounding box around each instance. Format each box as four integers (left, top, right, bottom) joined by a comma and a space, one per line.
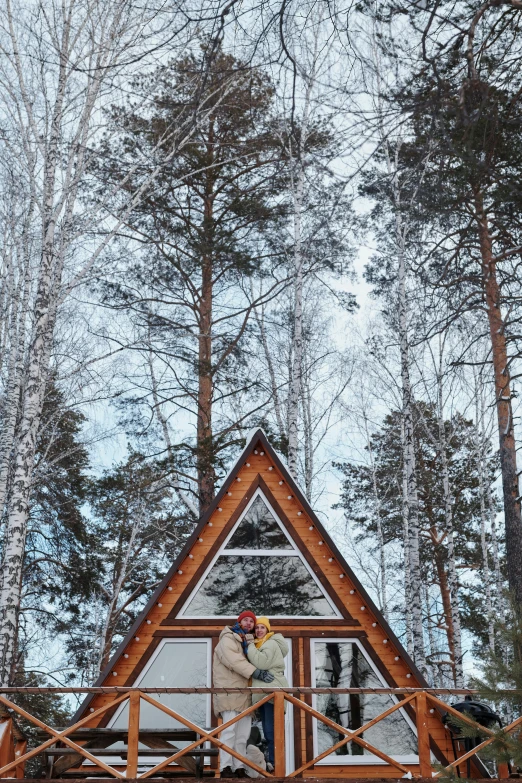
178, 488, 341, 619
310, 638, 420, 765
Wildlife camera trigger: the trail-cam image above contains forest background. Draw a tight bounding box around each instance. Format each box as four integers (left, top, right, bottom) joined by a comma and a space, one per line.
1, 0, 522, 721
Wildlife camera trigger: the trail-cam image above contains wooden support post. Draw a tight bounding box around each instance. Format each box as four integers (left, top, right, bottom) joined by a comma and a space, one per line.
127, 691, 140, 778
497, 761, 510, 779
216, 716, 222, 778
273, 692, 285, 778
415, 692, 432, 778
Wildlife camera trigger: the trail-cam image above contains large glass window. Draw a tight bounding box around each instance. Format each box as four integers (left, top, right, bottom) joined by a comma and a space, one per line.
312, 640, 418, 763
179, 490, 339, 618
183, 555, 333, 616
111, 640, 210, 730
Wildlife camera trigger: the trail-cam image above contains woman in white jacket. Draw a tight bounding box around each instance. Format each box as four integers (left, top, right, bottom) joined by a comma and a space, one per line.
247, 616, 289, 771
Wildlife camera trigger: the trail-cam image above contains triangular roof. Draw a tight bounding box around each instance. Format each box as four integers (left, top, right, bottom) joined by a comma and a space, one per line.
73, 428, 429, 724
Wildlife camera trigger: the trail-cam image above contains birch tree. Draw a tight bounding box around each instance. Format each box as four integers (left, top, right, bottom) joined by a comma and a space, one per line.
0, 0, 232, 686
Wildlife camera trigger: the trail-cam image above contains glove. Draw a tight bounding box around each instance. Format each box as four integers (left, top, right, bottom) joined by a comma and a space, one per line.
253, 669, 275, 683
244, 634, 255, 643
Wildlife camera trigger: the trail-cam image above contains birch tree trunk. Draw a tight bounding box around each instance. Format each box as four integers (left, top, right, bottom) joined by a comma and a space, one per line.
363, 414, 388, 620
285, 21, 320, 481
397, 211, 427, 675
287, 155, 305, 480
401, 446, 414, 659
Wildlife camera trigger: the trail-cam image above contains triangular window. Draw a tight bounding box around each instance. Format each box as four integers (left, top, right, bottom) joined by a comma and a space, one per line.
178, 489, 340, 618
227, 496, 292, 549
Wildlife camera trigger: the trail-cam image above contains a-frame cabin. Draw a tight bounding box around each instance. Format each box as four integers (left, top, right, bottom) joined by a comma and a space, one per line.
70, 430, 484, 779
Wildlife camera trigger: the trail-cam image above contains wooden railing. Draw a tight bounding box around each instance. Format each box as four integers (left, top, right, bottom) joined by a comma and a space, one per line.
0, 687, 519, 779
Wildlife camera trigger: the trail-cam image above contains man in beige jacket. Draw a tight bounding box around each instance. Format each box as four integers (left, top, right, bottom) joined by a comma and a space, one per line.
213, 611, 274, 777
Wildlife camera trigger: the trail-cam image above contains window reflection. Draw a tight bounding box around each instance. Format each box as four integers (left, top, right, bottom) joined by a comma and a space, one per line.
184, 555, 334, 616
314, 642, 417, 758
226, 496, 292, 550
112, 641, 209, 729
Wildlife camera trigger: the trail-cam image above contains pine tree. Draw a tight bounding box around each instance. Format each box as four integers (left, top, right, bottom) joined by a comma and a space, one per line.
93, 41, 288, 512
378, 0, 522, 607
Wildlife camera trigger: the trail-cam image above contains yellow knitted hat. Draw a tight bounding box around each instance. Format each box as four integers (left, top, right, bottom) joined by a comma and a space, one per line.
255, 616, 271, 632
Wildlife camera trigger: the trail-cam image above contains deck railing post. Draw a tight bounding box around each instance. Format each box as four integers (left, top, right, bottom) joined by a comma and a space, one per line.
127, 691, 140, 778
273, 692, 285, 778
415, 692, 432, 777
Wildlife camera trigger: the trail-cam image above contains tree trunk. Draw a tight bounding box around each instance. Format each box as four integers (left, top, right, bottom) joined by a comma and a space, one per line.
0, 242, 31, 519
197, 121, 215, 513
398, 237, 427, 675
0, 267, 57, 686
474, 188, 522, 606
435, 363, 464, 686
287, 157, 305, 480
401, 446, 414, 659
474, 370, 496, 652
364, 415, 388, 620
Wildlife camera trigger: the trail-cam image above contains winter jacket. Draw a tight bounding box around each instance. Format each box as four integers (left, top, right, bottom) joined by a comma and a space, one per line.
213, 626, 257, 716
247, 634, 289, 706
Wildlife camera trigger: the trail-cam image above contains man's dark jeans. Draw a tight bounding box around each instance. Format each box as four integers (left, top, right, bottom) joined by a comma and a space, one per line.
259, 702, 274, 764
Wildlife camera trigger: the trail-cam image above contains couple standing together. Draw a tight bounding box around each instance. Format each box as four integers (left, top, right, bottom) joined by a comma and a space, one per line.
213, 610, 289, 777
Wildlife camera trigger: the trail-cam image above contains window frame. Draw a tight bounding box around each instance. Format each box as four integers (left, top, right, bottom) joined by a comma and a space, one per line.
95, 638, 213, 769
310, 637, 420, 765
177, 488, 341, 620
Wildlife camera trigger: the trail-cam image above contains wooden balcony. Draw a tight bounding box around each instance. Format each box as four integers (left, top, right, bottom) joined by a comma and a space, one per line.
0, 687, 518, 781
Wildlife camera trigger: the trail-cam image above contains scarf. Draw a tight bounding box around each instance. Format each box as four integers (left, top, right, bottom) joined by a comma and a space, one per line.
255, 631, 274, 649
231, 622, 250, 656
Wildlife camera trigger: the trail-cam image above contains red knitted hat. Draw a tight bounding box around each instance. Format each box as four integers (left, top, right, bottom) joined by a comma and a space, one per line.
238, 610, 256, 624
